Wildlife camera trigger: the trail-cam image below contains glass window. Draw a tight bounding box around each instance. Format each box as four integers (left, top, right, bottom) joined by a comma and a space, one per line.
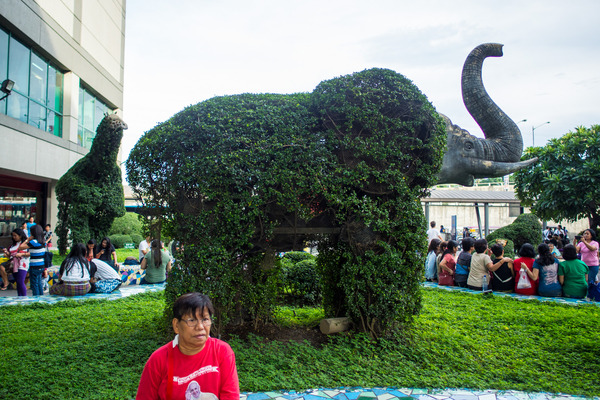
29, 53, 47, 104
0, 29, 63, 137
28, 100, 46, 131
0, 29, 8, 84
95, 101, 106, 128
47, 110, 61, 136
7, 91, 27, 123
78, 86, 113, 149
82, 90, 94, 131
47, 66, 62, 112
8, 37, 29, 95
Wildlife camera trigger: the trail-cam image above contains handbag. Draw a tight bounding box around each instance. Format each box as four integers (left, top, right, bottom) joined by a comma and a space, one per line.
516, 268, 531, 289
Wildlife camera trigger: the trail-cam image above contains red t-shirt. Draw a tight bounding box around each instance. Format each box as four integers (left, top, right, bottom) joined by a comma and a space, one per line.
136, 337, 239, 400
513, 257, 538, 295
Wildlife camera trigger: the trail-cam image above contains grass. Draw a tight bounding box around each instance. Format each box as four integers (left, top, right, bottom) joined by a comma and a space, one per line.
1, 288, 598, 400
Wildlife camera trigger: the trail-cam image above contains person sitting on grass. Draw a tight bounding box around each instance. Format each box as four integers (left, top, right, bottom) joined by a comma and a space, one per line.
526, 243, 562, 297
558, 244, 589, 299
489, 243, 514, 292
467, 239, 512, 291
50, 243, 92, 296
438, 240, 458, 286
454, 237, 474, 288
425, 238, 441, 282
547, 239, 563, 260
514, 243, 538, 296
90, 258, 122, 293
140, 239, 172, 284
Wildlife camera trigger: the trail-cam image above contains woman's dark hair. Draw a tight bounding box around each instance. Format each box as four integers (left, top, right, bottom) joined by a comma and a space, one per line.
173, 293, 215, 320
59, 243, 90, 278
584, 228, 597, 241
518, 243, 536, 258
151, 239, 162, 268
100, 237, 111, 249
30, 224, 45, 244
474, 239, 488, 254
87, 239, 96, 246
490, 243, 504, 258
461, 237, 475, 251
11, 228, 27, 246
536, 243, 555, 266
442, 240, 458, 258
562, 244, 578, 261
427, 238, 441, 254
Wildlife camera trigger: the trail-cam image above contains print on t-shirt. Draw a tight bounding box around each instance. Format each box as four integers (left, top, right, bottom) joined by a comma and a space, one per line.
185, 380, 218, 400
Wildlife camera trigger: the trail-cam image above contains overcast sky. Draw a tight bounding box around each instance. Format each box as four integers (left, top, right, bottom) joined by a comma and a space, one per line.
122, 0, 599, 177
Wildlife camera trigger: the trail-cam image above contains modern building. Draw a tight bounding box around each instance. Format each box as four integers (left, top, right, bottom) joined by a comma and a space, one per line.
0, 1, 126, 247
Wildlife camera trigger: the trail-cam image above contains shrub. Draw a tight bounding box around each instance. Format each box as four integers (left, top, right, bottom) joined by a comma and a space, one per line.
109, 212, 144, 237
486, 213, 542, 253
487, 237, 515, 258
131, 233, 143, 246
281, 256, 321, 306
109, 234, 133, 249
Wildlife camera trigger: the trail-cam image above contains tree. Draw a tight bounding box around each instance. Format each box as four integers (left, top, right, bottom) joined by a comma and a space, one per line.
514, 125, 600, 232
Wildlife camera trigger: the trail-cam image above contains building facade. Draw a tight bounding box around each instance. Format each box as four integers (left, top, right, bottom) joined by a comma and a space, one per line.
0, 0, 126, 246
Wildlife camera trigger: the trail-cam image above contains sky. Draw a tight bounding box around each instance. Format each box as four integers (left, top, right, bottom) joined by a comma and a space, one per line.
122, 0, 600, 179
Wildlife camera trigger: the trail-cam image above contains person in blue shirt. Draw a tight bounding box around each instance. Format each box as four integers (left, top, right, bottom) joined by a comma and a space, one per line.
19, 223, 46, 296
529, 243, 562, 297
454, 237, 474, 287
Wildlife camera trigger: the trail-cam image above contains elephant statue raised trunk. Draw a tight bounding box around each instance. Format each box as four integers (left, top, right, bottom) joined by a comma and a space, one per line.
437, 43, 537, 186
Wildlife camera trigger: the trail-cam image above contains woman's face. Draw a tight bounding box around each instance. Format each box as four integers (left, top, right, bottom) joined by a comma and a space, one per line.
101, 240, 108, 248
12, 232, 20, 242
583, 230, 592, 240
173, 308, 212, 354
87, 243, 94, 250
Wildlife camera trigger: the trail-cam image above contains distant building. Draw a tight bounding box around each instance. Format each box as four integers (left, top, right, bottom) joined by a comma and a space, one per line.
0, 1, 126, 246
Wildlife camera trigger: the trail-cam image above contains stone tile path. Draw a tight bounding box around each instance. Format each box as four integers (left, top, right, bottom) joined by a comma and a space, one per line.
241, 387, 596, 400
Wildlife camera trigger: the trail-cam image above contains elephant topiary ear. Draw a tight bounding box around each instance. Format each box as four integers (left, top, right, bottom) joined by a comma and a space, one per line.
311, 67, 446, 190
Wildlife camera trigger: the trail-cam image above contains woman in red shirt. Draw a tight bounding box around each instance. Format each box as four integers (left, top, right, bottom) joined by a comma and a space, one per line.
514, 243, 538, 295
438, 240, 458, 286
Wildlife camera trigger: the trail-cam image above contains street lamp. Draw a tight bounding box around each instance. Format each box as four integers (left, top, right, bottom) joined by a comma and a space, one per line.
532, 121, 550, 147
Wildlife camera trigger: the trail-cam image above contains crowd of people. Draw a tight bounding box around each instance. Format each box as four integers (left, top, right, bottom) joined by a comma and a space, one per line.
425, 222, 599, 300
0, 218, 174, 297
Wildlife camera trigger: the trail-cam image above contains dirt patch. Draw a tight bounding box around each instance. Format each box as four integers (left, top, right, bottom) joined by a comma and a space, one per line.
222, 322, 330, 347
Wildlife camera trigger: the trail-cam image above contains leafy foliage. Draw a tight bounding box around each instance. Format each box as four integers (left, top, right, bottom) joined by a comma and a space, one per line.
109, 212, 144, 237
280, 252, 321, 306
487, 237, 515, 258
126, 69, 446, 337
486, 214, 542, 253
109, 234, 133, 249
55, 114, 126, 254
514, 125, 600, 231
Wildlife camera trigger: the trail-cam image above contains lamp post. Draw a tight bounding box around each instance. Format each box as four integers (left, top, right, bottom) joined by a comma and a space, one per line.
532, 121, 550, 147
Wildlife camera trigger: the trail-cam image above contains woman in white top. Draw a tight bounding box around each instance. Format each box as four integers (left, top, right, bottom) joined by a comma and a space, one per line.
50, 243, 92, 296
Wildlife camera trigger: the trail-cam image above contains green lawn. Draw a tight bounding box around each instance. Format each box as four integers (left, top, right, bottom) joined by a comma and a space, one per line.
1, 288, 598, 400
